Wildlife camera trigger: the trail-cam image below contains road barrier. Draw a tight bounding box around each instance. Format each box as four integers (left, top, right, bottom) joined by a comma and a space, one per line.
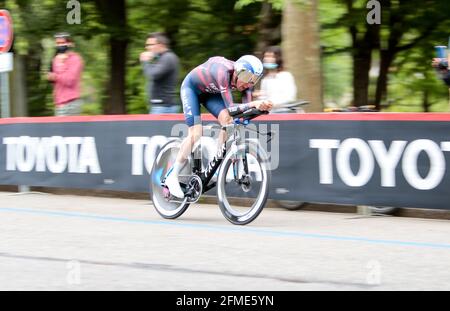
1, 113, 450, 210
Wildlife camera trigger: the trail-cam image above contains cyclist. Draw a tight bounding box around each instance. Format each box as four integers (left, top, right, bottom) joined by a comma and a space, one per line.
165, 55, 273, 198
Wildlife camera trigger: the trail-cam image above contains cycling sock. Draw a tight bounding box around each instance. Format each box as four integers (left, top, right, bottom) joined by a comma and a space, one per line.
171, 161, 184, 177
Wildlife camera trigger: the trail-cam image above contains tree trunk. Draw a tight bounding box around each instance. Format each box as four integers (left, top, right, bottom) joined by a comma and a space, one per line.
94, 0, 128, 114
105, 37, 127, 114
255, 1, 280, 58
164, 0, 191, 51
351, 23, 379, 107
344, 0, 380, 108
11, 54, 27, 117
353, 52, 372, 107
422, 89, 430, 112
282, 0, 322, 112
374, 50, 394, 110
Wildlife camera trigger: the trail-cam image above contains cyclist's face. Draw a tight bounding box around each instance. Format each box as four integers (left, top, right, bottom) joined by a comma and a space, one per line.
236, 79, 254, 91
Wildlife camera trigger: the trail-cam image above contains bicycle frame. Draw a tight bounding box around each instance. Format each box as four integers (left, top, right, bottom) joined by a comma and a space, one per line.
154, 103, 302, 223
163, 105, 275, 201
192, 123, 246, 194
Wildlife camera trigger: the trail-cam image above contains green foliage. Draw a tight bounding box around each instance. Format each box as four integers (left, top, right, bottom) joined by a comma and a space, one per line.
319, 0, 450, 111
236, 0, 283, 10
4, 0, 450, 116
319, 0, 352, 106
386, 46, 450, 112
126, 64, 148, 114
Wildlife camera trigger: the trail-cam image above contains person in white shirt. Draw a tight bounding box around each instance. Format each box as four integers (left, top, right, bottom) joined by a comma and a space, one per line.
254, 46, 300, 112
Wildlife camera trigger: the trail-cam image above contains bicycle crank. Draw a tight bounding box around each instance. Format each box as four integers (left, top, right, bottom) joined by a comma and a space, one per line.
185, 175, 203, 204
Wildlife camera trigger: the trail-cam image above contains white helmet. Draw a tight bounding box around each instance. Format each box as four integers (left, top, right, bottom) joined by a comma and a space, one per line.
234, 55, 264, 84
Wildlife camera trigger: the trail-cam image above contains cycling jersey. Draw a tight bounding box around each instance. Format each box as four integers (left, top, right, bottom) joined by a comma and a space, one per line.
181, 56, 252, 127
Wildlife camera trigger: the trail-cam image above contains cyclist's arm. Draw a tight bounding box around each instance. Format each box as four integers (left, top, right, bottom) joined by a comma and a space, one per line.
242, 89, 253, 104
219, 89, 255, 114
216, 67, 272, 113
228, 100, 272, 116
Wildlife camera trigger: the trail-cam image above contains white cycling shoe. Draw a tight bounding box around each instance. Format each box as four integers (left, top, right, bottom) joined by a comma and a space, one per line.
165, 172, 185, 199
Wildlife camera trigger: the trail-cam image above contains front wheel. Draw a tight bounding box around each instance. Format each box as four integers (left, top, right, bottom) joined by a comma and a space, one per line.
217, 141, 271, 225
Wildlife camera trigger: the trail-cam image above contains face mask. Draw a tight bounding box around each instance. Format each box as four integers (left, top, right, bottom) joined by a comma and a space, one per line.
56, 45, 70, 54
263, 63, 278, 70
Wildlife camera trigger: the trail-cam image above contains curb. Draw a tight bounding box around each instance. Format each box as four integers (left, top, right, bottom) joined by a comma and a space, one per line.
1, 186, 449, 221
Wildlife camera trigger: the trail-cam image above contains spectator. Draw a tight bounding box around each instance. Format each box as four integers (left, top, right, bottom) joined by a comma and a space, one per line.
432, 54, 450, 87
254, 46, 299, 112
140, 32, 180, 114
47, 32, 84, 116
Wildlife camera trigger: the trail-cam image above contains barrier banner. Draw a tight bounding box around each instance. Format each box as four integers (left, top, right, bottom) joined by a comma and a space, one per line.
1, 113, 450, 210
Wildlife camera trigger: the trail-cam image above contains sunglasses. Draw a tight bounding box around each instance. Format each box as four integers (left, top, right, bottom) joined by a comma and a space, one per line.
236, 70, 262, 84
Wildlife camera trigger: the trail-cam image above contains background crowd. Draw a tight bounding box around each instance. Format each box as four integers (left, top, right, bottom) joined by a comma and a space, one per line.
3, 0, 450, 117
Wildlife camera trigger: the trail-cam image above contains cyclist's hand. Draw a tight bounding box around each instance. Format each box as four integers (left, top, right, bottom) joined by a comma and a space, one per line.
255, 100, 273, 111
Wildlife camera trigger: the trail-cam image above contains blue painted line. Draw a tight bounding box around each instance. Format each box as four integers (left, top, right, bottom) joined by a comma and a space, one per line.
1, 206, 450, 250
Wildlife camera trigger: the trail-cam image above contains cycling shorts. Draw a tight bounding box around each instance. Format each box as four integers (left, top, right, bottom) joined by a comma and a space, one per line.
180, 74, 228, 127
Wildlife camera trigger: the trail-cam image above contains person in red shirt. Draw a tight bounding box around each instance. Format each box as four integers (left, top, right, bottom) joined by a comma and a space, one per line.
47, 32, 84, 116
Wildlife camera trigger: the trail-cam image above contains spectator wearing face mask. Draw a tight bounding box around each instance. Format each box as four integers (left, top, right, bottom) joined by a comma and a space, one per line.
254, 46, 298, 112
47, 32, 84, 116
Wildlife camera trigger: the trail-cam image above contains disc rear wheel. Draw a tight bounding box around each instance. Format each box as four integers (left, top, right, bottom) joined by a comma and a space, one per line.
150, 140, 191, 219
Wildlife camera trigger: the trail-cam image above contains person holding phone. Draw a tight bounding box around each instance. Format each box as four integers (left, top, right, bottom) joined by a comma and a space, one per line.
432, 45, 450, 87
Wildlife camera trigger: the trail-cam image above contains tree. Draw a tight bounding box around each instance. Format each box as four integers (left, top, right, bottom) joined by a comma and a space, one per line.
254, 0, 282, 58
324, 0, 380, 107
92, 0, 128, 114
282, 0, 323, 111
374, 0, 450, 109
325, 0, 450, 109
6, 0, 71, 116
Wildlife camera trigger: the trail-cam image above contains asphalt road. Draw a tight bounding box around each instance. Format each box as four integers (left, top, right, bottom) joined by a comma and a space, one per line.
0, 191, 449, 291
